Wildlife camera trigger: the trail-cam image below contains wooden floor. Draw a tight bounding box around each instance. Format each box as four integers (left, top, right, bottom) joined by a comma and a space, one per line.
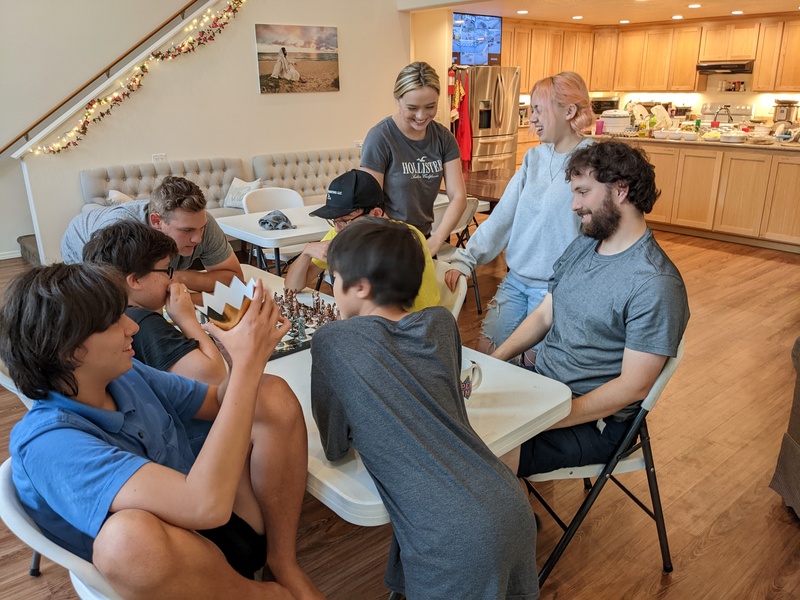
1, 228, 800, 599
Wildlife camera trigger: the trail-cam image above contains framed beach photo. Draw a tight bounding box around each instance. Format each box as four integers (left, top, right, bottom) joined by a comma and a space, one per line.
255, 24, 340, 94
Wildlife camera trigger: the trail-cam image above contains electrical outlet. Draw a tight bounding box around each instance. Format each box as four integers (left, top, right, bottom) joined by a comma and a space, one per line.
152, 153, 167, 163
354, 140, 363, 148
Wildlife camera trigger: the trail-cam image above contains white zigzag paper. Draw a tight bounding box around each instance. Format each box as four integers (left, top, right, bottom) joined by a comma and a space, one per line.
196, 276, 256, 321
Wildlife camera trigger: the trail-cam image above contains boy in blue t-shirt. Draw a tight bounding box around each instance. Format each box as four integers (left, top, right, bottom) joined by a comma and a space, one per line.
0, 263, 322, 600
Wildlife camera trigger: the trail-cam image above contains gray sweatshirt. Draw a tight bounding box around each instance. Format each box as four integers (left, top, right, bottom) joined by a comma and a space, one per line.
449, 138, 591, 287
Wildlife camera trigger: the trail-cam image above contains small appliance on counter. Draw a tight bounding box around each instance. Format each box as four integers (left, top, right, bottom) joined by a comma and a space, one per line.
672, 105, 693, 119
591, 96, 619, 120
600, 109, 631, 133
773, 99, 799, 127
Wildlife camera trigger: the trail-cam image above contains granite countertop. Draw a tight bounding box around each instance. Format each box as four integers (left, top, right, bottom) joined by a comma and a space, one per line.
590, 134, 800, 152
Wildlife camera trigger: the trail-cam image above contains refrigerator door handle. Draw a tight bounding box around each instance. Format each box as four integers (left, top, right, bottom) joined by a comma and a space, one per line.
494, 72, 505, 129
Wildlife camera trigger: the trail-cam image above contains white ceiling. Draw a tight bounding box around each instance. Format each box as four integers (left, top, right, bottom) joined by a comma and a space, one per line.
443, 0, 800, 26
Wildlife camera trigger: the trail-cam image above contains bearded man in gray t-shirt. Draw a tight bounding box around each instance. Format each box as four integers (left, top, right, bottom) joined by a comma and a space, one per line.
493, 141, 690, 476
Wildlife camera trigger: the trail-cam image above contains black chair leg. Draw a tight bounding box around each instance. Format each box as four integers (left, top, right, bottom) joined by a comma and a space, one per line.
470, 267, 482, 314
640, 421, 673, 573
29, 550, 41, 577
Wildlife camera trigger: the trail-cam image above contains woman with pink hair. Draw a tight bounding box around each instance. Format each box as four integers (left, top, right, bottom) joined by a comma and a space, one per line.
445, 71, 594, 358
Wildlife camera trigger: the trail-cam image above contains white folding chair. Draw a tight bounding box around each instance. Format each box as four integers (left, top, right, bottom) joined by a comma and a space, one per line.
242, 187, 306, 274
0, 458, 122, 599
525, 338, 685, 587
0, 358, 33, 410
432, 196, 482, 314
433, 259, 467, 320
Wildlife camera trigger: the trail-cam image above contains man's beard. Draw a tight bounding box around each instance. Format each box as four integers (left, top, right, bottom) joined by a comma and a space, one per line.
580, 190, 621, 240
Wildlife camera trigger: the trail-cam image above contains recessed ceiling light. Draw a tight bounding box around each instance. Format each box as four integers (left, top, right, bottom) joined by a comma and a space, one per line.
516, 10, 528, 14
688, 3, 701, 7
731, 10, 743, 14
572, 15, 583, 19
620, 19, 630, 23
672, 15, 684, 19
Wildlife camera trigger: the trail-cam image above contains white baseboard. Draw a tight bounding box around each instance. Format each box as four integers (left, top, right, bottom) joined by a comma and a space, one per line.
0, 250, 23, 260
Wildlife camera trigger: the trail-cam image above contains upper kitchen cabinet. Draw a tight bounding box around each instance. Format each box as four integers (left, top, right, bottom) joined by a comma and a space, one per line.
752, 21, 784, 91
561, 30, 593, 85
502, 23, 564, 93
505, 26, 533, 94
613, 30, 646, 90
668, 26, 704, 91
590, 29, 618, 91
699, 22, 760, 61
614, 28, 674, 91
775, 20, 800, 91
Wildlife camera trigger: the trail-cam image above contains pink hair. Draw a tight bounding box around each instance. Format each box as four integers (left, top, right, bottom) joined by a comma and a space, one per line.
531, 72, 593, 133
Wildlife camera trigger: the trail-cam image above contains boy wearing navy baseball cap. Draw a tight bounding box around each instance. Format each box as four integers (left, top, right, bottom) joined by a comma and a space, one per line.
284, 170, 440, 310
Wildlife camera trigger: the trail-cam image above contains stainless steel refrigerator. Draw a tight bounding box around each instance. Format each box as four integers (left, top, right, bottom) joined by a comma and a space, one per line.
466, 66, 520, 172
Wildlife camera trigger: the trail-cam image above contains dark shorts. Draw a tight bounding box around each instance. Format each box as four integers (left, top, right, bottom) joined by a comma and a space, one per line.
197, 513, 266, 579
517, 418, 630, 477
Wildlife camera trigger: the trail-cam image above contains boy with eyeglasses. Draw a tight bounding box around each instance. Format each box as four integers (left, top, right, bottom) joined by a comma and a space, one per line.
83, 220, 228, 387
283, 169, 440, 310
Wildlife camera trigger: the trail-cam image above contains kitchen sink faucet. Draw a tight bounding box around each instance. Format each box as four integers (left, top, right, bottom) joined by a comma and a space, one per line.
714, 104, 733, 123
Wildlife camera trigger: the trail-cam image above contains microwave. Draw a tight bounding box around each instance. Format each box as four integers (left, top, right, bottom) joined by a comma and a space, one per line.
591, 96, 619, 117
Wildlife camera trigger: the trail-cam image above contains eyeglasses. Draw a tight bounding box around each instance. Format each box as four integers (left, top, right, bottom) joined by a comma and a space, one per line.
327, 210, 366, 230
151, 266, 174, 279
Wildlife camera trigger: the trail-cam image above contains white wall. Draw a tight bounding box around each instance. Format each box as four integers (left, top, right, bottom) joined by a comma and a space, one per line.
4, 0, 411, 263
0, 0, 190, 259
410, 9, 453, 128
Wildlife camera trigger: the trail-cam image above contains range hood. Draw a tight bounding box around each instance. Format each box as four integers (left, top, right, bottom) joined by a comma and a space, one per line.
696, 60, 754, 74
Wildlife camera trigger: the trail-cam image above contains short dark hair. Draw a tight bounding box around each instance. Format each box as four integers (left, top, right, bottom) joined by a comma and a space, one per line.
149, 176, 207, 221
0, 263, 128, 399
328, 218, 424, 310
565, 141, 661, 214
82, 220, 178, 278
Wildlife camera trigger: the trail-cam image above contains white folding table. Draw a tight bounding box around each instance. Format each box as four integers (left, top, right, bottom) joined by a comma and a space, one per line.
265, 347, 572, 526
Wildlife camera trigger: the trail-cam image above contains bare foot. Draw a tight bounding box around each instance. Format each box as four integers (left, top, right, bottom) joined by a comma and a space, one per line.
268, 560, 325, 600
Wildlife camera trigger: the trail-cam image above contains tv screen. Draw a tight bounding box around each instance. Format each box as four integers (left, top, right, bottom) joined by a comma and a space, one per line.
452, 12, 502, 66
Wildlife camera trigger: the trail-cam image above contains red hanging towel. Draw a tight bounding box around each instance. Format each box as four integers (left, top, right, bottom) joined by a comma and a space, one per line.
454, 71, 472, 171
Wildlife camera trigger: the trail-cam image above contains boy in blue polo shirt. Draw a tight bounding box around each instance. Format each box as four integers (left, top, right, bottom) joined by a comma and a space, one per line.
0, 263, 322, 600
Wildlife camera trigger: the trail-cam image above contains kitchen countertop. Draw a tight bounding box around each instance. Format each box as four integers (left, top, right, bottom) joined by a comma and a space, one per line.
591, 134, 800, 153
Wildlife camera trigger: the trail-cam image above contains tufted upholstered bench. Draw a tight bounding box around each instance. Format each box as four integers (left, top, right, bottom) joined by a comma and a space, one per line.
252, 147, 361, 205
79, 157, 246, 219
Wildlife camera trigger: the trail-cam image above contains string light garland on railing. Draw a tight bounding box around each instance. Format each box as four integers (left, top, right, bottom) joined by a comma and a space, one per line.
33, 0, 245, 156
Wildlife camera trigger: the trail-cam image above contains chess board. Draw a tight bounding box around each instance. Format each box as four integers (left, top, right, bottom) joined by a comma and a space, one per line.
270, 289, 339, 360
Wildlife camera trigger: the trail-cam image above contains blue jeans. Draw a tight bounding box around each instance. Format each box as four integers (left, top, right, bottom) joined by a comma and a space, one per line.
480, 272, 548, 351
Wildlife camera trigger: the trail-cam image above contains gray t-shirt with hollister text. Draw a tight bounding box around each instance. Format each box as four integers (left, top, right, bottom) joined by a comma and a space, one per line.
536, 229, 689, 419
360, 117, 461, 236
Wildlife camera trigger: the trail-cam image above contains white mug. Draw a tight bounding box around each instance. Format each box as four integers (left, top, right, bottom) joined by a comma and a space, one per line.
460, 358, 483, 401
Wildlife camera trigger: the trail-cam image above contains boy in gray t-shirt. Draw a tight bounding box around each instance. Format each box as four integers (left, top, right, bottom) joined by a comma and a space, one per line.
311, 219, 539, 600
493, 141, 690, 477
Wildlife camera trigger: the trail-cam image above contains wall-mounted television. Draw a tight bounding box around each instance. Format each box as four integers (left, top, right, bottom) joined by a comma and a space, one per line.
452, 12, 502, 66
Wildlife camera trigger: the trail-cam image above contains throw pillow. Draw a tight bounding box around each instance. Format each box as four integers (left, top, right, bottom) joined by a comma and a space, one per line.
106, 190, 135, 206
223, 177, 262, 210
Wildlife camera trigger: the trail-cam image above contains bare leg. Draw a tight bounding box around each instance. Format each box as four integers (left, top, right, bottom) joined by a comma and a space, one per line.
243, 374, 324, 600
94, 509, 293, 600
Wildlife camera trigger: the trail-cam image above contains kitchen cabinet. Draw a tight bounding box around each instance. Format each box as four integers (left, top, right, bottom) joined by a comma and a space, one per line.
507, 27, 533, 95
713, 151, 772, 237
671, 147, 723, 230
590, 29, 618, 91
775, 20, 800, 91
668, 26, 703, 91
753, 21, 784, 91
516, 127, 539, 168
561, 30, 593, 84
699, 22, 760, 61
503, 25, 564, 94
641, 144, 679, 224
761, 155, 800, 244
613, 31, 645, 90
640, 29, 674, 90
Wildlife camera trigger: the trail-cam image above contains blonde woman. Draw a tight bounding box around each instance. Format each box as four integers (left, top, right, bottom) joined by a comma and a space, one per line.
445, 72, 594, 355
360, 62, 467, 256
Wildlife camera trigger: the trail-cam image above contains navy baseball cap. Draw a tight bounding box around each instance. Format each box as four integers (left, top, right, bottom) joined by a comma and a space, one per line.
310, 170, 384, 220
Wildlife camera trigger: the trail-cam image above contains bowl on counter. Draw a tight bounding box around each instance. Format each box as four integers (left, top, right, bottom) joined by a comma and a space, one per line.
668, 130, 683, 140
720, 131, 747, 143
653, 130, 669, 139
682, 131, 698, 141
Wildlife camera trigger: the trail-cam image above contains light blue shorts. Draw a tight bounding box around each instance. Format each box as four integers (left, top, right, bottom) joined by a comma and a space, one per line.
480, 272, 548, 351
